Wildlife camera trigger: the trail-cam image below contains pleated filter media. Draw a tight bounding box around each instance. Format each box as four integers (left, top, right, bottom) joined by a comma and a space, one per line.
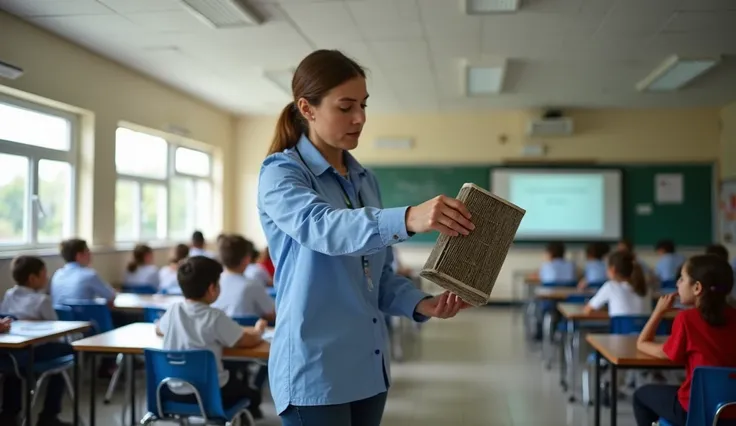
420, 183, 526, 306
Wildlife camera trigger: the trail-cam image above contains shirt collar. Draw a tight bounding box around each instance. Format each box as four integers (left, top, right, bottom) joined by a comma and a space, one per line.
66, 262, 82, 269
13, 285, 35, 294
294, 134, 366, 177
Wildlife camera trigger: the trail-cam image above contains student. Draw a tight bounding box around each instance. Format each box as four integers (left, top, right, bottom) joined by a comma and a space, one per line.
158, 244, 189, 294
0, 256, 73, 426
634, 255, 736, 426
258, 246, 275, 279
705, 243, 729, 261
578, 242, 610, 289
124, 244, 159, 288
156, 256, 267, 420
618, 238, 655, 284
189, 230, 215, 258
584, 251, 651, 316
538, 241, 576, 284
245, 249, 273, 287
654, 239, 686, 282
50, 238, 116, 305
212, 236, 276, 322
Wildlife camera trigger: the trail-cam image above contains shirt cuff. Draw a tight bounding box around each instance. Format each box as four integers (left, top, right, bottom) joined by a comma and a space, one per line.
398, 289, 432, 323
378, 206, 412, 245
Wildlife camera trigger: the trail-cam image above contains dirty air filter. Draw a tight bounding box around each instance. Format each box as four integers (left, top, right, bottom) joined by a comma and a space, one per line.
420, 183, 526, 306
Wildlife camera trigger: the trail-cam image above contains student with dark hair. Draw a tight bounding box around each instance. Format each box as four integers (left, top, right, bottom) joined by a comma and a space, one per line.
538, 241, 576, 284
213, 235, 276, 322
124, 244, 158, 288
245, 247, 273, 288
158, 244, 190, 294
50, 238, 116, 305
189, 230, 215, 258
578, 242, 609, 289
654, 239, 685, 282
584, 251, 650, 316
617, 237, 655, 286
0, 256, 73, 426
156, 256, 267, 421
634, 255, 736, 426
705, 243, 729, 260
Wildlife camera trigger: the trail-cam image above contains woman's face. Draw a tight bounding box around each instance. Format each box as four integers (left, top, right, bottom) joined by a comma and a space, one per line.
302, 76, 368, 151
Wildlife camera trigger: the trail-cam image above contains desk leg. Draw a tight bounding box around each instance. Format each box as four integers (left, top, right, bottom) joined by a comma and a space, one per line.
568, 321, 577, 403
73, 352, 79, 426
594, 351, 601, 426
25, 345, 35, 426
559, 321, 567, 390
89, 354, 96, 426
128, 356, 136, 425
610, 365, 618, 426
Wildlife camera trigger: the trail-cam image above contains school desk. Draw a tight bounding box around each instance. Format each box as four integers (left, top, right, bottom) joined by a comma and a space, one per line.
556, 304, 679, 402
112, 293, 184, 312
585, 334, 682, 426
71, 322, 270, 426
0, 321, 91, 426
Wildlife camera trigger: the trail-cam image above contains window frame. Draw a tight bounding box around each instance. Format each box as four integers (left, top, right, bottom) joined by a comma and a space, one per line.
114, 126, 213, 243
0, 94, 79, 251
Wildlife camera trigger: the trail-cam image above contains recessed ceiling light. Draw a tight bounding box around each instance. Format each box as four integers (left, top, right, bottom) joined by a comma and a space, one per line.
636, 55, 720, 92
464, 0, 521, 14
463, 61, 506, 96
181, 0, 263, 28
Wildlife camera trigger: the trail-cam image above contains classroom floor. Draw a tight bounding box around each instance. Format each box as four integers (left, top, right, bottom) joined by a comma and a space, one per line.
59, 307, 636, 426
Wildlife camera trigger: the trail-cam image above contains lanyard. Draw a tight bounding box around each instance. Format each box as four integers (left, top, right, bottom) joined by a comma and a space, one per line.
295, 146, 374, 291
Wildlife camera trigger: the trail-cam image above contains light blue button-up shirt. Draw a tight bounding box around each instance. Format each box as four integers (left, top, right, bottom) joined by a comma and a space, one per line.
539, 259, 577, 284
258, 135, 430, 414
584, 260, 608, 284
50, 262, 116, 305
654, 253, 685, 282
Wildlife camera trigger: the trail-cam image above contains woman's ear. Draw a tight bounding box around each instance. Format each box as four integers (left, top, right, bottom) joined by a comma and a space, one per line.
296, 98, 314, 122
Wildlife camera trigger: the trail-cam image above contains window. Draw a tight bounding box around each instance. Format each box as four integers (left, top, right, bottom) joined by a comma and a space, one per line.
114, 127, 213, 242
0, 97, 77, 249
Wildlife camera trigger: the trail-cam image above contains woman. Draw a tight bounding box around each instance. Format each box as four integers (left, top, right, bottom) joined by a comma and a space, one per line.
258, 50, 475, 426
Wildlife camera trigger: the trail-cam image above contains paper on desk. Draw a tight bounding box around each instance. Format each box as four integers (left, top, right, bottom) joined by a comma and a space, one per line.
263, 330, 275, 342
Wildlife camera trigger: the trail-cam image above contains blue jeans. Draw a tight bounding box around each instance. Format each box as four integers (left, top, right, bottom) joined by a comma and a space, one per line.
280, 392, 388, 426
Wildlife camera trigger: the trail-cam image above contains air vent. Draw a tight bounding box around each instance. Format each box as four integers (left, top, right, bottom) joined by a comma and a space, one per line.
181, 0, 263, 27
464, 0, 521, 14
526, 118, 574, 137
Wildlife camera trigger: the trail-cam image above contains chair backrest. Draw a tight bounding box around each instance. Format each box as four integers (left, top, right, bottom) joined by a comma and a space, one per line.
542, 281, 578, 288
143, 307, 166, 323
53, 305, 75, 321
121, 284, 158, 295
660, 279, 677, 290
266, 287, 277, 299
564, 294, 590, 304
62, 300, 114, 334
610, 315, 672, 335
687, 367, 736, 426
0, 313, 17, 320
143, 349, 226, 420
232, 315, 260, 327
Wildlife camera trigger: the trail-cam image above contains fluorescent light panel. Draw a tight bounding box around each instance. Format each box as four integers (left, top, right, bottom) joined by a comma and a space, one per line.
181, 0, 263, 27
0, 60, 23, 80
465, 0, 520, 14
637, 55, 720, 92
466, 65, 505, 95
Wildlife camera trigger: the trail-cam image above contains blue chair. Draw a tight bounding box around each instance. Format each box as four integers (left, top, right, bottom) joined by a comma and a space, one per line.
144, 308, 167, 323
588, 281, 606, 289
232, 316, 260, 327
54, 305, 75, 321
141, 349, 254, 425
0, 313, 17, 320
582, 314, 673, 405
62, 300, 114, 335
660, 367, 736, 426
121, 284, 158, 294
660, 279, 677, 290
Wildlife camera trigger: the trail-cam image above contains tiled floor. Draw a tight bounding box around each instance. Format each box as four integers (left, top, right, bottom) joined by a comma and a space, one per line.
59, 307, 638, 426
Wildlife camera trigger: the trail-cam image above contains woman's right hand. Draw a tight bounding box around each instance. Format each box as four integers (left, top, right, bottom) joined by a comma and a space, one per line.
405, 195, 475, 237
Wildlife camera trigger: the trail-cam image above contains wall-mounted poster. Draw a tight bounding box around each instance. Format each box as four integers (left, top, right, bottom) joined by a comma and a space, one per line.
719, 179, 736, 244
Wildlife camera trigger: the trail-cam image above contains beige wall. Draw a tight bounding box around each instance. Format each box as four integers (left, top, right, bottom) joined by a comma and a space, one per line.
0, 11, 234, 291
235, 108, 720, 300
721, 102, 736, 179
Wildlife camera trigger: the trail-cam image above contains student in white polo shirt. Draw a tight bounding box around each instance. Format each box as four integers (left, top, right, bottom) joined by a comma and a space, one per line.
124, 244, 159, 288
0, 256, 73, 426
156, 256, 267, 420
212, 235, 276, 323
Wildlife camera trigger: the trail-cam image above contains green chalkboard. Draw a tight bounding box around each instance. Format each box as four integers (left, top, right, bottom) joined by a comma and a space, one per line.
369, 166, 490, 243
369, 163, 714, 246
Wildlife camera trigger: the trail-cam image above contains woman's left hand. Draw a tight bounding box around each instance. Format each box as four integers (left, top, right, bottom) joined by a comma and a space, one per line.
416, 291, 471, 319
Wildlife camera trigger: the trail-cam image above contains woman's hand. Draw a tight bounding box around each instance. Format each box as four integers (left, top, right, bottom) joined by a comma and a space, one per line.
653, 293, 677, 316
0, 317, 12, 334
406, 195, 475, 237
416, 291, 471, 319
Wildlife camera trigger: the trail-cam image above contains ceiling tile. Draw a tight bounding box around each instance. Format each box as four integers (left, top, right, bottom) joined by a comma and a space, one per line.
125, 11, 209, 33
676, 0, 736, 11
30, 14, 142, 36
664, 10, 736, 33
279, 1, 362, 45
594, 10, 675, 37
0, 0, 112, 17
520, 0, 583, 13
370, 39, 431, 70
417, 0, 481, 40
346, 0, 423, 41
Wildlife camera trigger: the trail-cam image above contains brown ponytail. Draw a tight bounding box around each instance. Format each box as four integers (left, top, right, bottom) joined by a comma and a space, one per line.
609, 250, 647, 297
265, 50, 366, 157
686, 255, 734, 327
127, 244, 152, 273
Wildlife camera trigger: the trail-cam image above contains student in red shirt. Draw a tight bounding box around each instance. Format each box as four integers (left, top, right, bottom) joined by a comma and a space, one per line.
634, 254, 736, 426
